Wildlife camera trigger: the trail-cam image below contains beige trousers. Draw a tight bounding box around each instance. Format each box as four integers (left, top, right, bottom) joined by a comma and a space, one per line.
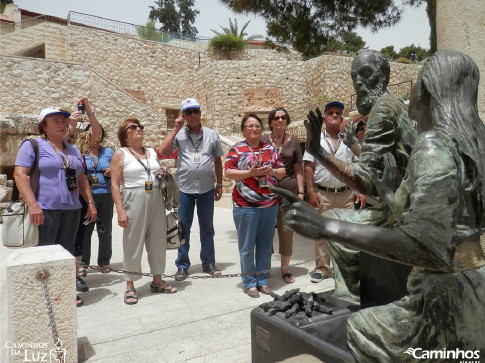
314, 188, 354, 275
122, 187, 167, 281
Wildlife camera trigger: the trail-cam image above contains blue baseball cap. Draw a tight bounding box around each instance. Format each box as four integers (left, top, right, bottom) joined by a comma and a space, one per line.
324, 101, 345, 112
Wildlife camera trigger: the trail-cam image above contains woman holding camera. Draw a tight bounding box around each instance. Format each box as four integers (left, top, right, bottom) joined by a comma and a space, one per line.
111, 118, 176, 305
14, 107, 97, 308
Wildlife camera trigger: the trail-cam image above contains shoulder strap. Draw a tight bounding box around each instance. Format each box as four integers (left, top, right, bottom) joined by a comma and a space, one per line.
11, 138, 39, 201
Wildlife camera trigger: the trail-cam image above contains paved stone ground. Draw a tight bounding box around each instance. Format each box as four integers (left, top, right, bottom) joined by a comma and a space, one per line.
0, 206, 334, 362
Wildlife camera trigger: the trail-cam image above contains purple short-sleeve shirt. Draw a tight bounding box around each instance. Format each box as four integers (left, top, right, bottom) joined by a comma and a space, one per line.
15, 138, 83, 210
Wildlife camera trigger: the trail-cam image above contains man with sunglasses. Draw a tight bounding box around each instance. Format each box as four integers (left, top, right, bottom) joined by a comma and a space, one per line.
159, 98, 224, 281
303, 101, 358, 286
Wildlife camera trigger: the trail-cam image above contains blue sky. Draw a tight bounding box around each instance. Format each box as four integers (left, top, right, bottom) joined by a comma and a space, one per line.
13, 0, 430, 51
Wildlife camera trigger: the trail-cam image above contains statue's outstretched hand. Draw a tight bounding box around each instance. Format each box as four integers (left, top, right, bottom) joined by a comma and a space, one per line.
270, 186, 326, 240
376, 153, 396, 209
343, 121, 358, 148
305, 108, 325, 158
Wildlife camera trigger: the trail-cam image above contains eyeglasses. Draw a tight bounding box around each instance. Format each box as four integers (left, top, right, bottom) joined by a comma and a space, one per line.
273, 115, 287, 121
125, 124, 144, 132
244, 125, 262, 130
184, 109, 200, 116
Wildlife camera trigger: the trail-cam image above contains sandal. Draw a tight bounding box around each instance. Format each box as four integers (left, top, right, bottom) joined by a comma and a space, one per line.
101, 265, 111, 273
282, 271, 295, 284
124, 288, 138, 305
150, 281, 177, 294
76, 295, 84, 307
78, 262, 87, 277
202, 263, 221, 277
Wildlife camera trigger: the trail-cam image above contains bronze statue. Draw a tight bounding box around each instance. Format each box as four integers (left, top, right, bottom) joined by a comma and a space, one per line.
273, 49, 485, 360
306, 49, 416, 302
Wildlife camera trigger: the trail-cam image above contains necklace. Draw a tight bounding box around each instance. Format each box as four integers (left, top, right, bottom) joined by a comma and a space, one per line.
269, 131, 286, 153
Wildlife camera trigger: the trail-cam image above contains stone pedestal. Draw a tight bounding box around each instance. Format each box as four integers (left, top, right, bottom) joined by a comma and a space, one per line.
6, 245, 77, 363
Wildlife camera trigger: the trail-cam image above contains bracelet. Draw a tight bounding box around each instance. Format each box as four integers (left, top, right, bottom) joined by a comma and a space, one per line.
86, 111, 95, 116
216, 183, 222, 187
87, 201, 95, 204
298, 192, 304, 195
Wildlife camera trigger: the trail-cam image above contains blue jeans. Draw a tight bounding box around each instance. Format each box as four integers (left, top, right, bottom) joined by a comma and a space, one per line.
233, 205, 278, 289
176, 189, 216, 270
39, 209, 81, 256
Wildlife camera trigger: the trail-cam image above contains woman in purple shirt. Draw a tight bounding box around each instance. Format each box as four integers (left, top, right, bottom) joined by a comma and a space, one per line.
14, 107, 97, 308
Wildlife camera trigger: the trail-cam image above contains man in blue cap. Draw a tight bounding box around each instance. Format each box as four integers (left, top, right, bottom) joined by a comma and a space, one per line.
159, 98, 224, 281
303, 101, 358, 284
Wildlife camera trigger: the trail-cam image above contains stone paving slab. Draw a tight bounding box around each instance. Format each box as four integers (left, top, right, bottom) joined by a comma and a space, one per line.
1, 207, 335, 362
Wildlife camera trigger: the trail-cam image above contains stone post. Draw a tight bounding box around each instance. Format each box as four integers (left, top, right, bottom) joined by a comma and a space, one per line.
6, 245, 77, 363
436, 0, 485, 119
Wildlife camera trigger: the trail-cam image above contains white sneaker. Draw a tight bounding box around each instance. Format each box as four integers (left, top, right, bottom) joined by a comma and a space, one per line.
310, 271, 324, 283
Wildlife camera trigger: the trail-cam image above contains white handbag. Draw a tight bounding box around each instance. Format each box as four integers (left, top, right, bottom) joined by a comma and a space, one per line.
166, 210, 185, 249
2, 138, 40, 248
2, 202, 39, 247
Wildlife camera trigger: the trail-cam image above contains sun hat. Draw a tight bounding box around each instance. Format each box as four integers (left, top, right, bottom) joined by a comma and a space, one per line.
38, 107, 71, 123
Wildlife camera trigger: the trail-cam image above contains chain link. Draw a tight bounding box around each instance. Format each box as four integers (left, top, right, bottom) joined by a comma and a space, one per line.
86, 253, 328, 279
36, 270, 65, 362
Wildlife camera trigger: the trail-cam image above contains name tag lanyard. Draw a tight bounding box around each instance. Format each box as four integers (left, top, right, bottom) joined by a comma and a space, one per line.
87, 151, 100, 186
127, 147, 153, 192
323, 130, 343, 155
47, 139, 78, 192
245, 141, 268, 188
186, 126, 203, 164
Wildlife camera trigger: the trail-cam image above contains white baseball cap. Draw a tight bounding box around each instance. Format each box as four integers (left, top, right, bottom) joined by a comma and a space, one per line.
38, 107, 71, 123
181, 98, 200, 111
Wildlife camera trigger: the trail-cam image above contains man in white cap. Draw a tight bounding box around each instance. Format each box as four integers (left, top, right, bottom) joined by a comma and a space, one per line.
159, 98, 224, 280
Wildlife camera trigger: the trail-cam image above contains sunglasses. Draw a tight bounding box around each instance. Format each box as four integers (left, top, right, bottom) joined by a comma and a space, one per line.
325, 111, 342, 116
184, 109, 200, 116
357, 126, 366, 131
125, 124, 144, 132
273, 115, 287, 121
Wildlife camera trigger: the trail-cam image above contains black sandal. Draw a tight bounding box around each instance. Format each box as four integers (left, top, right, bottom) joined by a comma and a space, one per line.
76, 295, 84, 307
150, 281, 177, 294
124, 288, 138, 305
78, 262, 87, 277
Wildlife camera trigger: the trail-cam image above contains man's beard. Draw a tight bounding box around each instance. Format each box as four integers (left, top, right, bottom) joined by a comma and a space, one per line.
356, 87, 384, 116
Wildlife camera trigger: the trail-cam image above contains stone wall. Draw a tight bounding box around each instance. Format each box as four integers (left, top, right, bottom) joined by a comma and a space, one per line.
0, 22, 68, 61
0, 55, 165, 175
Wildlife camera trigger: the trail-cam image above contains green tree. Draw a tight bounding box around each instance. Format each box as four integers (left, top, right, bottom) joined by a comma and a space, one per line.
138, 19, 163, 41
380, 45, 399, 60
340, 32, 366, 53
1, 0, 13, 13
211, 18, 262, 41
398, 44, 430, 62
220, 0, 435, 58
149, 0, 199, 34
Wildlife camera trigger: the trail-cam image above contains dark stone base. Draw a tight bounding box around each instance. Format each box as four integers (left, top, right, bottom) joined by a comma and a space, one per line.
251, 291, 359, 363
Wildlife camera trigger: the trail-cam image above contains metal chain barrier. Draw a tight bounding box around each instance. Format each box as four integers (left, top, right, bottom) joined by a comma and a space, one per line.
86, 253, 328, 280
36, 270, 65, 362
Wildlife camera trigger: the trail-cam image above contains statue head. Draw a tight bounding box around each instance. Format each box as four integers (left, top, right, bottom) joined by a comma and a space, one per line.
351, 49, 390, 115
411, 49, 485, 211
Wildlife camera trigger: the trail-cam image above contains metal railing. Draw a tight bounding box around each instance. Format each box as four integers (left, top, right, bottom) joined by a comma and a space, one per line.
67, 11, 211, 43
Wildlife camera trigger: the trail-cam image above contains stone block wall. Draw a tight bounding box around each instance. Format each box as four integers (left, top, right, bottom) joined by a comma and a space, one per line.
196, 60, 308, 135
0, 22, 68, 61
0, 55, 165, 172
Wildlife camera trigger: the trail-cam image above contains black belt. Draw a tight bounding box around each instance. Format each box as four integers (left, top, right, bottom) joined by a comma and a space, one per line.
317, 185, 349, 193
